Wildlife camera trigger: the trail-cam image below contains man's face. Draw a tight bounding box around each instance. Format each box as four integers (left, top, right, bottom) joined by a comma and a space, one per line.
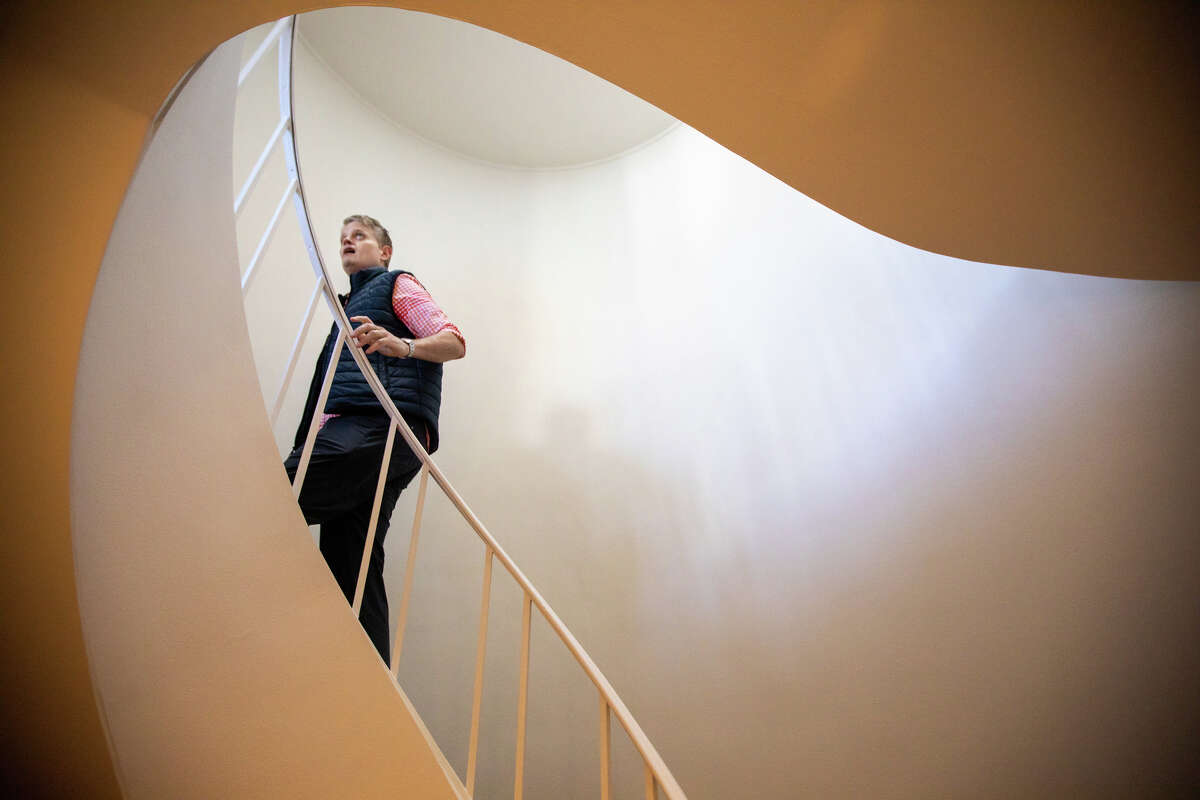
340, 220, 392, 274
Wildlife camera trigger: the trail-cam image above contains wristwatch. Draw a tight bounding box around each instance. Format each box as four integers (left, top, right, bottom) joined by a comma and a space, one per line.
402, 338, 415, 358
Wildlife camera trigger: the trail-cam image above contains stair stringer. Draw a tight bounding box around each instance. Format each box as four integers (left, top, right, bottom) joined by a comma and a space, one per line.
70, 35, 466, 800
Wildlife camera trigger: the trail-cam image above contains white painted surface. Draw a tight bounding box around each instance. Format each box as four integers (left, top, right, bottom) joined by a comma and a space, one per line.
296, 8, 677, 170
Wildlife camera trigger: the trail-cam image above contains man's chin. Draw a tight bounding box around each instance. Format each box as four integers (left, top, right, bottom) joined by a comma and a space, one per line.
342, 259, 380, 275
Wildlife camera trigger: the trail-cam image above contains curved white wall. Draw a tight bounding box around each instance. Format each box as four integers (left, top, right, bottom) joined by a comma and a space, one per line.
71, 38, 463, 800
235, 18, 1200, 798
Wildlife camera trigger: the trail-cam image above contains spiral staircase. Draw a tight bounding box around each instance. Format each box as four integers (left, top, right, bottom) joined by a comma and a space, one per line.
3, 3, 1197, 798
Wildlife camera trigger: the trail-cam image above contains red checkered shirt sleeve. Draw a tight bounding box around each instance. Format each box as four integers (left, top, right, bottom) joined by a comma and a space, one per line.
392, 274, 465, 347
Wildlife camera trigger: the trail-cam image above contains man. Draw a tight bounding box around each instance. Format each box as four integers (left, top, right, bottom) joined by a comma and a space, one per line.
284, 214, 465, 665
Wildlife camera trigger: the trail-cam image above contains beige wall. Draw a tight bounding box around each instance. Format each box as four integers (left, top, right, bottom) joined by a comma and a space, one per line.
1, 1, 1197, 797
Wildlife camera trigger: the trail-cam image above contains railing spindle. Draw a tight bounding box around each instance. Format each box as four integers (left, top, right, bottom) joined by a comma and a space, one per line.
253, 14, 689, 798
269, 276, 322, 426
290, 331, 343, 497
235, 115, 290, 215
351, 420, 396, 615
465, 547, 494, 796
599, 695, 612, 800
514, 592, 532, 800
241, 177, 297, 294
390, 463, 429, 676
237, 17, 288, 87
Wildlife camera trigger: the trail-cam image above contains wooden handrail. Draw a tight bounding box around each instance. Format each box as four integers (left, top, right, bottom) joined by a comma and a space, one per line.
246, 15, 689, 798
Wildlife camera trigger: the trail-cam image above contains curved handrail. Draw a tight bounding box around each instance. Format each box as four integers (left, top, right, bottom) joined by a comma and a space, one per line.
240, 17, 687, 799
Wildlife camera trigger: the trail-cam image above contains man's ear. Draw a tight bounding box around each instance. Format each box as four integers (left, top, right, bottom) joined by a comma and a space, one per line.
380, 244, 393, 265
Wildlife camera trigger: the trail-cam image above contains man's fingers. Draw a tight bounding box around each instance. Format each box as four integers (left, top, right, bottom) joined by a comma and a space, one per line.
347, 311, 394, 354
350, 318, 376, 344
354, 325, 392, 354
349, 316, 372, 340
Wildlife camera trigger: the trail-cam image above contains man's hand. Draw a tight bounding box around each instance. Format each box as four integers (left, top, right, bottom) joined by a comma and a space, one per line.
349, 316, 466, 363
350, 316, 407, 357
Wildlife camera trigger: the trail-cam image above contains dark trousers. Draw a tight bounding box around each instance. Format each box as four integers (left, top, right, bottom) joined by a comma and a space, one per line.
283, 413, 428, 665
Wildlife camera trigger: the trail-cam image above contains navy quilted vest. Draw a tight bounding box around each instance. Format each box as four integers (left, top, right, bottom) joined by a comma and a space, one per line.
308, 267, 443, 450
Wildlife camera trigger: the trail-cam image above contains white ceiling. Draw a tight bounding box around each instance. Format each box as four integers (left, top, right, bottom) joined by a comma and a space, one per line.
297, 8, 678, 169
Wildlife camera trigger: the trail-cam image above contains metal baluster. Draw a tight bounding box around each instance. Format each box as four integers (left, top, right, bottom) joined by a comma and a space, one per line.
291, 330, 343, 497
466, 548, 494, 796
241, 177, 296, 294
599, 695, 612, 800
390, 463, 429, 676
235, 115, 289, 215
514, 593, 532, 800
237, 17, 288, 87
351, 419, 397, 615
269, 277, 322, 426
